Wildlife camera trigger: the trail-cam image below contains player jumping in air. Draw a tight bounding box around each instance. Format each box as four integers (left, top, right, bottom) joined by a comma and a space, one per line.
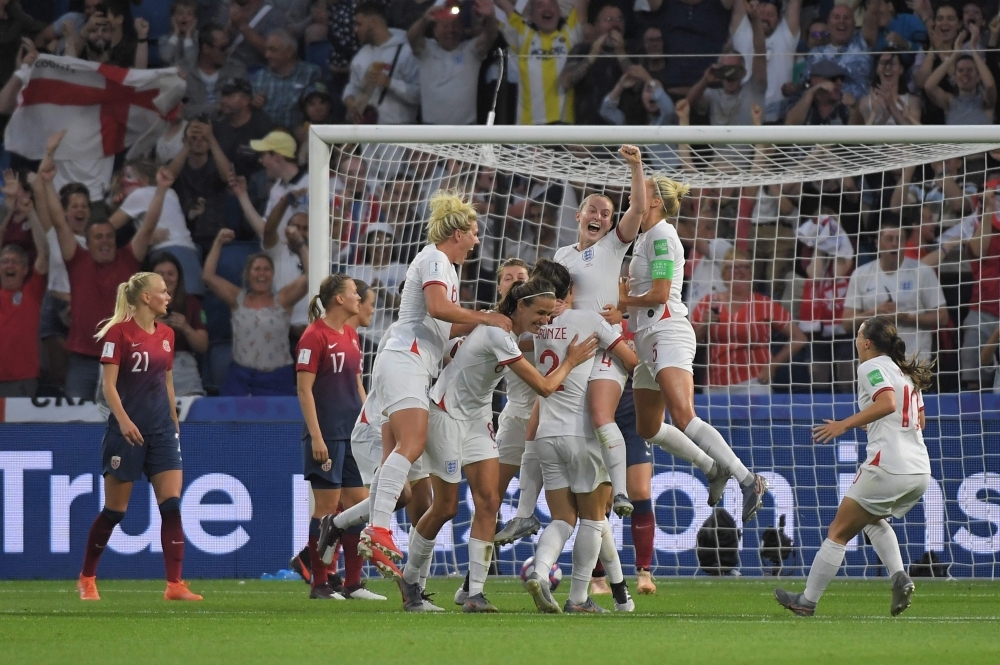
776, 316, 932, 617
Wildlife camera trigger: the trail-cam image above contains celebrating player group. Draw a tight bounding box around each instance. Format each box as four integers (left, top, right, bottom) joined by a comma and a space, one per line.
78, 144, 933, 618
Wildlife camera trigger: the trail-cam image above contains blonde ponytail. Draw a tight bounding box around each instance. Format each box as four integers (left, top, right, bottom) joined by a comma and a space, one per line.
650, 176, 691, 218
94, 272, 161, 340
426, 190, 477, 244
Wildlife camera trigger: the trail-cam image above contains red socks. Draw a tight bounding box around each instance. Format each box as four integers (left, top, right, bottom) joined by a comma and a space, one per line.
81, 508, 124, 577
308, 518, 328, 588
342, 531, 363, 587
631, 499, 655, 571
159, 498, 184, 583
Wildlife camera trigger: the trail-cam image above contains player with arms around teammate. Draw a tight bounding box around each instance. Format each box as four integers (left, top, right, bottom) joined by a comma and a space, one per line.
363, 191, 512, 570
619, 176, 769, 524
78, 273, 201, 602
776, 316, 932, 617
549, 144, 646, 519
400, 278, 598, 612
296, 274, 368, 600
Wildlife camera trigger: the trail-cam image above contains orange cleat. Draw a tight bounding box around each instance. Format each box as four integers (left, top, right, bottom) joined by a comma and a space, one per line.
360, 526, 403, 562
589, 576, 612, 595
636, 569, 657, 595
164, 580, 203, 601
357, 536, 403, 581
77, 574, 100, 600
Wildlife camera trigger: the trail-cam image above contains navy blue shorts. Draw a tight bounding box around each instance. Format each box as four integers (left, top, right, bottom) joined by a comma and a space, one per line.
303, 436, 363, 489
616, 385, 652, 468
102, 428, 183, 482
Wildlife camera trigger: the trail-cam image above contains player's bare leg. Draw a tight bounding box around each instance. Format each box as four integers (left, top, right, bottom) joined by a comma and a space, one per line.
79, 476, 133, 600
152, 470, 202, 601
588, 379, 630, 516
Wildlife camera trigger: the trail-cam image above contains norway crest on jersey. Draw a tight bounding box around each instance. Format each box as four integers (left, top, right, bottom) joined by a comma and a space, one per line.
110, 456, 121, 470
321, 459, 332, 472
583, 247, 594, 263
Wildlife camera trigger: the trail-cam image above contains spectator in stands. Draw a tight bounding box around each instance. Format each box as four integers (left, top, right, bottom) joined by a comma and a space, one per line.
961, 189, 1000, 390
150, 251, 208, 396
691, 248, 807, 394
67, 0, 149, 68
227, 0, 288, 71
328, 0, 388, 113
683, 201, 733, 312
202, 228, 307, 396
377, 169, 423, 261
0, 0, 48, 87
729, 0, 801, 123
785, 59, 859, 125
962, 1, 988, 50
856, 48, 920, 125
347, 222, 406, 341
925, 28, 996, 126
388, 0, 432, 30
1, 174, 39, 264
108, 160, 203, 295
249, 130, 309, 241
331, 149, 380, 267
561, 2, 635, 125
868, 0, 926, 53
802, 2, 877, 101
294, 82, 337, 163
407, 0, 496, 125
159, 0, 199, 70
602, 69, 678, 166
841, 219, 948, 362
0, 197, 47, 397
495, 0, 589, 124
913, 2, 961, 125
302, 0, 332, 69
166, 119, 234, 257
648, 0, 731, 96
638, 25, 669, 88
180, 24, 247, 121
250, 29, 322, 128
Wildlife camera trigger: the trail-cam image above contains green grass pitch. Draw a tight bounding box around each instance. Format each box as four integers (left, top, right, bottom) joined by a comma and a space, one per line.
2, 578, 998, 664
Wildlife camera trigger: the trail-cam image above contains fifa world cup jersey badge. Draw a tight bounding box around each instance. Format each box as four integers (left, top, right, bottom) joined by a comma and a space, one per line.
110, 456, 121, 469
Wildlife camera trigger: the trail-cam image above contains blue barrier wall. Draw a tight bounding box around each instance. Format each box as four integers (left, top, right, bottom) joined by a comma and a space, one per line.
0, 396, 997, 579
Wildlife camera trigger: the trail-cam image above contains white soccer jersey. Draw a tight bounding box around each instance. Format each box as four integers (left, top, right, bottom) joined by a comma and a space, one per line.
534, 310, 622, 439
429, 326, 523, 421
503, 333, 537, 419
856, 355, 931, 475
357, 384, 385, 430
383, 244, 460, 374
554, 230, 631, 317
628, 219, 687, 332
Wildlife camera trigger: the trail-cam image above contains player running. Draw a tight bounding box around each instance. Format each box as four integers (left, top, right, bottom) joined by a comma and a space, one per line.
400, 277, 597, 612
618, 175, 769, 524
524, 263, 640, 614
363, 192, 512, 571
776, 316, 932, 617
77, 273, 201, 601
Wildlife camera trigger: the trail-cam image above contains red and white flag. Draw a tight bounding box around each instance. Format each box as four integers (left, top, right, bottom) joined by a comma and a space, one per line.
3, 55, 185, 161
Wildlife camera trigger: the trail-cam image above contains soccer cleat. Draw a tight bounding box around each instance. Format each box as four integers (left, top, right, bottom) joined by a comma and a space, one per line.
400, 579, 439, 612
318, 514, 344, 566
454, 572, 470, 605
564, 597, 608, 614
742, 474, 770, 523
327, 572, 345, 595
707, 464, 731, 507
77, 574, 100, 601
343, 583, 386, 600
636, 569, 657, 595
890, 572, 915, 617
358, 537, 402, 580
611, 580, 635, 612
290, 548, 311, 584
494, 516, 541, 545
589, 576, 612, 595
612, 493, 634, 518
165, 580, 203, 601
309, 583, 345, 600
526, 573, 562, 614
421, 589, 445, 612
361, 525, 403, 561
774, 588, 815, 617
462, 592, 499, 613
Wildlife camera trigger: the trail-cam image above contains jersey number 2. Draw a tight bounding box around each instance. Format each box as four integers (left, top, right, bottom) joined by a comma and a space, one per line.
539, 349, 565, 392
131, 351, 149, 372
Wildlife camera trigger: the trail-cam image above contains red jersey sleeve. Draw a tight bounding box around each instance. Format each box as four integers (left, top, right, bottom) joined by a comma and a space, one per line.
769, 298, 792, 328
100, 324, 125, 366
295, 327, 323, 374
165, 326, 175, 371
350, 327, 363, 376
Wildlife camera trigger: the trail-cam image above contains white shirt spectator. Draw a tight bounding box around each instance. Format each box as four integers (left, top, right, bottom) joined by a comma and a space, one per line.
45, 228, 86, 294
344, 29, 420, 125
416, 39, 485, 125
687, 237, 733, 312
732, 14, 798, 123
119, 187, 197, 251
264, 169, 309, 244
265, 242, 309, 326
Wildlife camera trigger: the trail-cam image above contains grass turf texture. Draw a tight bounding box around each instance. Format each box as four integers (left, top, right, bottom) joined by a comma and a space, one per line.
2, 578, 998, 664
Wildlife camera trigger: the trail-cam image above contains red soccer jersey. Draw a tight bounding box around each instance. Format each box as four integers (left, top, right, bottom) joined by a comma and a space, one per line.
970, 220, 1000, 317
100, 320, 176, 435
692, 293, 792, 387
295, 320, 363, 440
799, 276, 851, 334
66, 245, 141, 357
0, 272, 45, 381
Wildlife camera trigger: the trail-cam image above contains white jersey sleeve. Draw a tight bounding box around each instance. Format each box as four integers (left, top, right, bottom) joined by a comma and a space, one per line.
628, 220, 687, 331
554, 230, 632, 317
503, 332, 539, 419
429, 326, 522, 420
856, 356, 931, 474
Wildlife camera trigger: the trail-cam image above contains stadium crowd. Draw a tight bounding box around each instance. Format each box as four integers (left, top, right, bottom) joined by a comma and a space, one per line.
0, 0, 998, 399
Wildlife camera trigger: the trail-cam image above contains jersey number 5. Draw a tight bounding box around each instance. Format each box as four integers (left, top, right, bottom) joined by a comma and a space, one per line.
131, 351, 149, 372
330, 352, 345, 373
539, 349, 565, 392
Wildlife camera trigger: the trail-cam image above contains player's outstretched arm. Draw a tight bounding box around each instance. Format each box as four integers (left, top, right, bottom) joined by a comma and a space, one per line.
615, 144, 646, 243
425, 283, 512, 331
812, 389, 896, 443
618, 275, 670, 309
509, 333, 598, 397
202, 229, 241, 309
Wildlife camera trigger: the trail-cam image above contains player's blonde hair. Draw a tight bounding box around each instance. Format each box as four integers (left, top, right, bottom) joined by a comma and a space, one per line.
308, 273, 354, 324
649, 176, 691, 218
94, 272, 162, 340
578, 192, 615, 214
426, 190, 477, 244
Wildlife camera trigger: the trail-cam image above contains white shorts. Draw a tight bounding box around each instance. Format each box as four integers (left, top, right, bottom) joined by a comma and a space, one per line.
632, 319, 696, 391
535, 435, 610, 495
496, 408, 529, 466
589, 349, 628, 390
350, 421, 428, 485
425, 404, 498, 484
845, 466, 929, 519
372, 349, 431, 416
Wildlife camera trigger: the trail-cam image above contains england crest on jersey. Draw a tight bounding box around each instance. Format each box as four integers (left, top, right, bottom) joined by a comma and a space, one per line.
446, 459, 459, 475
583, 247, 594, 263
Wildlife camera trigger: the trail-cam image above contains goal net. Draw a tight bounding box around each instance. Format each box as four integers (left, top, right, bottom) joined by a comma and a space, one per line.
308, 125, 1000, 580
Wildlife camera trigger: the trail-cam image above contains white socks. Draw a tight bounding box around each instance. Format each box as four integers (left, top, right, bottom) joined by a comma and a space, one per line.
803, 539, 847, 604
371, 452, 411, 529
533, 519, 574, 574
599, 518, 624, 585
514, 440, 543, 520
333, 501, 369, 530
864, 520, 904, 577
595, 423, 627, 497
684, 417, 752, 485
468, 538, 494, 596
418, 549, 432, 590
402, 527, 435, 585
367, 466, 381, 524
569, 519, 603, 604
648, 423, 715, 475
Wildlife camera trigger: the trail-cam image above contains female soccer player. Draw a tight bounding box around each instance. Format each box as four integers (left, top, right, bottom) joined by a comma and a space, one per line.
400, 278, 598, 612
295, 274, 368, 600
362, 191, 512, 570
618, 175, 769, 523
776, 316, 932, 617
552, 144, 646, 518
524, 265, 640, 614
77, 272, 201, 601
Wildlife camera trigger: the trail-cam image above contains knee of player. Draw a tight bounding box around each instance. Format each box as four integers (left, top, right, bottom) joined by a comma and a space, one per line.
472, 489, 501, 517
666, 407, 694, 432
635, 420, 660, 441
158, 496, 181, 516
434, 492, 460, 521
